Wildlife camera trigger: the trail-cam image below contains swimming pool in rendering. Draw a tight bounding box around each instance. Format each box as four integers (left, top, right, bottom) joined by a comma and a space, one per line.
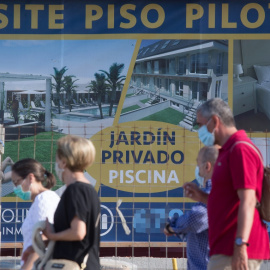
75, 106, 117, 115
53, 106, 118, 122
53, 114, 92, 122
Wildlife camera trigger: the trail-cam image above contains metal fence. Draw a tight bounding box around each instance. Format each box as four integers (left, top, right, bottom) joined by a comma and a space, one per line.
0, 124, 270, 270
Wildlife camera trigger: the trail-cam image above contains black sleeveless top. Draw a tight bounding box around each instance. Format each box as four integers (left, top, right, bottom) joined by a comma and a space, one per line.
53, 182, 100, 270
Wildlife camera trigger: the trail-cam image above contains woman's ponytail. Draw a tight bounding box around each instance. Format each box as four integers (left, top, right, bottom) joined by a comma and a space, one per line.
44, 170, 56, 189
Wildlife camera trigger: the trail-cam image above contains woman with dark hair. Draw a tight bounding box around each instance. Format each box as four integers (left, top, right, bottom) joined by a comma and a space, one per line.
12, 158, 60, 270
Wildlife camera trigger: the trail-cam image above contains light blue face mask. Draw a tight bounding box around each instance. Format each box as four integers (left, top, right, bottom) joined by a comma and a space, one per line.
13, 185, 31, 201
198, 119, 215, 146
195, 166, 205, 187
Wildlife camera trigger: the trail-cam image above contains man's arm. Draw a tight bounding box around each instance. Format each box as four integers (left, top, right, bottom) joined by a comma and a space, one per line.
174, 204, 208, 234
231, 189, 256, 270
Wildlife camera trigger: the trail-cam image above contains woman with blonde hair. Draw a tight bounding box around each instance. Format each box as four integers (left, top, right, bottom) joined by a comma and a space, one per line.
45, 135, 100, 270
11, 158, 60, 270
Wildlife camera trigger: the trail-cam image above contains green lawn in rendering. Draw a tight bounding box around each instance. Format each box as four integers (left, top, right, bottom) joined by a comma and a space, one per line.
121, 105, 141, 114
3, 131, 65, 195
3, 132, 64, 164
140, 107, 185, 125
140, 98, 151, 104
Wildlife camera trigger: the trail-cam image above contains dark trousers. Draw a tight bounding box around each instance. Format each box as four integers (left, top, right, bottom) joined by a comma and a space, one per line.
12, 109, 18, 124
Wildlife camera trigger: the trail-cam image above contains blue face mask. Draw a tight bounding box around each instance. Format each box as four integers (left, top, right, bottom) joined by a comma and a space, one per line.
13, 185, 31, 201
198, 119, 215, 146
195, 166, 205, 187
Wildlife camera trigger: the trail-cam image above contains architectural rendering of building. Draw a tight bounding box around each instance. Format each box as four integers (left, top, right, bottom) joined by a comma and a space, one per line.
125, 39, 228, 130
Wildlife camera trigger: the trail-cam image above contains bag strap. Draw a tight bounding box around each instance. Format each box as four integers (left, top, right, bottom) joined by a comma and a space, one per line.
230, 141, 264, 208
80, 253, 89, 270
80, 213, 101, 270
230, 141, 264, 165
31, 220, 56, 270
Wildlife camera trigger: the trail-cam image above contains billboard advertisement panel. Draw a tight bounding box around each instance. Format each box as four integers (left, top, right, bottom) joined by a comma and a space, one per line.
1, 0, 270, 247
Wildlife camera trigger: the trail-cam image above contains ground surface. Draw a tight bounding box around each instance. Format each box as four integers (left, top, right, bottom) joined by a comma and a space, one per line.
1, 257, 270, 270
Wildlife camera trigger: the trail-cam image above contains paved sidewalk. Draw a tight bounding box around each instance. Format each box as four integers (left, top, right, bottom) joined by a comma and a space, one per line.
104, 257, 270, 270
0, 257, 185, 270
101, 257, 187, 269
1, 257, 270, 270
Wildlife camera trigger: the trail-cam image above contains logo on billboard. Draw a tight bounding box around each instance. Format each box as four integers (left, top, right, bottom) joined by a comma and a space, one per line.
100, 204, 114, 236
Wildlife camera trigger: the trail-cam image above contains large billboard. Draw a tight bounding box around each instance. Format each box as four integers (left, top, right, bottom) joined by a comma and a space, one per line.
1, 0, 270, 245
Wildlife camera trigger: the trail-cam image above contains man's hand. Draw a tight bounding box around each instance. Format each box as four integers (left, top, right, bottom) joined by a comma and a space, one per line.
232, 245, 248, 270
163, 225, 174, 237
183, 182, 208, 204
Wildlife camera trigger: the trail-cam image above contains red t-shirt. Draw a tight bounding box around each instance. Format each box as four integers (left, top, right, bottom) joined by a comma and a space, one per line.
208, 130, 269, 259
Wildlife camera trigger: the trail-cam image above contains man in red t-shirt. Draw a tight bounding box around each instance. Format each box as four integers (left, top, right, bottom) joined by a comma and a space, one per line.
184, 98, 269, 270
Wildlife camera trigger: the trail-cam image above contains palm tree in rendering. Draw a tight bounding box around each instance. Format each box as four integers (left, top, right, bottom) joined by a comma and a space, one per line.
63, 75, 78, 112
100, 62, 125, 116
88, 73, 108, 119
51, 66, 68, 114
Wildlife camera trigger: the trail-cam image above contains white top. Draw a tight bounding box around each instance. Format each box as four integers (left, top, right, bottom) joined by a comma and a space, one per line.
21, 190, 60, 252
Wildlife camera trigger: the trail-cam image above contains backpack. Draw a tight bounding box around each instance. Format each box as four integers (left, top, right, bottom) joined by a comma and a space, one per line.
230, 141, 270, 222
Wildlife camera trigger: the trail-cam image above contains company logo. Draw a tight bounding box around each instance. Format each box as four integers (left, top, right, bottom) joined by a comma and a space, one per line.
100, 204, 114, 236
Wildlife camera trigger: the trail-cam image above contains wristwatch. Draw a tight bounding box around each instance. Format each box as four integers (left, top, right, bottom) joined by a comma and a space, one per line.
235, 237, 249, 246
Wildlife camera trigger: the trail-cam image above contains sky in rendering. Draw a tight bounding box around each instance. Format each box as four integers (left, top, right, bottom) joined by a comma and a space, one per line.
0, 39, 135, 90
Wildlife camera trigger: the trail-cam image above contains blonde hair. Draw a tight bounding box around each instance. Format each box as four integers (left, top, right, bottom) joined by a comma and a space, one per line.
57, 135, 96, 172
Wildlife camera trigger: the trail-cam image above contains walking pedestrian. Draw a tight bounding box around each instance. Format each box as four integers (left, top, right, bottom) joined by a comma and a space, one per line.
12, 158, 60, 270
44, 135, 100, 270
164, 146, 218, 270
184, 98, 269, 270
